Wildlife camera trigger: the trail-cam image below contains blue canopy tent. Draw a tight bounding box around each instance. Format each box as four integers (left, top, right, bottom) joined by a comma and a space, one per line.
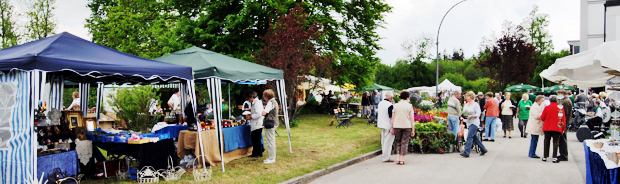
0, 32, 197, 183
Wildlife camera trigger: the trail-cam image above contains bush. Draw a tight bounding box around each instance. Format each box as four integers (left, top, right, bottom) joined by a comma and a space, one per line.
110, 86, 159, 132
410, 122, 456, 154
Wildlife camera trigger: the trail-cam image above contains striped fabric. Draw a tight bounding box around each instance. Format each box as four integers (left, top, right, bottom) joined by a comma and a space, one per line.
276, 79, 292, 153
206, 77, 225, 172
0, 70, 45, 184
48, 75, 64, 110
95, 82, 104, 124
79, 83, 90, 117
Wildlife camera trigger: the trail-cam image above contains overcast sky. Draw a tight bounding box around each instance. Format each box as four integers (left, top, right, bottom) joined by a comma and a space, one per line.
45, 0, 579, 65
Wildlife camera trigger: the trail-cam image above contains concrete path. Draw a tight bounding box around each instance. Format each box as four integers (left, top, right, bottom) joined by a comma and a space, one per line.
312, 123, 587, 184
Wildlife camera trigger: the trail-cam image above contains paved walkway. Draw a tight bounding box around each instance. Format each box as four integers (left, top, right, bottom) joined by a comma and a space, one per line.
312, 123, 587, 184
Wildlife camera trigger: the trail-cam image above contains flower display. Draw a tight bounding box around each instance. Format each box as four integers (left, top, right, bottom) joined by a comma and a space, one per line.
414, 114, 434, 123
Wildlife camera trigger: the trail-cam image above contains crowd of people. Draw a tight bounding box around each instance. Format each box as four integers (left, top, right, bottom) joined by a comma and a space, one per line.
377, 87, 617, 164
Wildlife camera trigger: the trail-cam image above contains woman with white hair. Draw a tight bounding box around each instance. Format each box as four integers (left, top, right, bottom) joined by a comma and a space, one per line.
517, 93, 533, 138
447, 91, 462, 137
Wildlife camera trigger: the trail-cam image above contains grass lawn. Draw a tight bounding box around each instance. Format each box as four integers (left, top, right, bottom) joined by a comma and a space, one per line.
90, 114, 380, 184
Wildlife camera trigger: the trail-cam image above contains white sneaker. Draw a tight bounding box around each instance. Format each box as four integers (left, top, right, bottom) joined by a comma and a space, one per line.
263, 159, 276, 164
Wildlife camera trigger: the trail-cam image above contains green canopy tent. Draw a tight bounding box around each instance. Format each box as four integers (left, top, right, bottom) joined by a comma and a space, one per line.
504, 84, 540, 93
542, 84, 577, 94
361, 83, 394, 91
156, 46, 291, 172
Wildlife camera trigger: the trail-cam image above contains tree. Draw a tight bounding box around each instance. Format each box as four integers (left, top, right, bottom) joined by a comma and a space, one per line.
522, 6, 553, 54
478, 24, 537, 89
86, 0, 188, 58
0, 0, 18, 48
530, 50, 570, 86
450, 49, 464, 60
26, 0, 55, 40
256, 6, 331, 120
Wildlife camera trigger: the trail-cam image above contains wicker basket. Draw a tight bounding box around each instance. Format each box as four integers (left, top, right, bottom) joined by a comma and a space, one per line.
158, 156, 185, 181
137, 166, 160, 183
192, 156, 212, 182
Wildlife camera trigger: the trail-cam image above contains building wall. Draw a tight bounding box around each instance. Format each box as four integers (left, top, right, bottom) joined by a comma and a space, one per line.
580, 0, 620, 51
581, 0, 606, 51
607, 5, 620, 41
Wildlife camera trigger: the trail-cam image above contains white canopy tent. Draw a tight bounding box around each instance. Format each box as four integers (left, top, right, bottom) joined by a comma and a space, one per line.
438, 79, 462, 92
299, 75, 346, 93
406, 86, 436, 96
540, 40, 620, 88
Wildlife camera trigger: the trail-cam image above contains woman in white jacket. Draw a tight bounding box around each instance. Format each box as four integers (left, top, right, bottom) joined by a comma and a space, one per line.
526, 95, 545, 158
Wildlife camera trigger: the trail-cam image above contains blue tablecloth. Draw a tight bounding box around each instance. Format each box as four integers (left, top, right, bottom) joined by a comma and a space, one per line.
223, 125, 252, 152
88, 125, 188, 143
584, 142, 620, 184
154, 125, 188, 140
37, 151, 78, 182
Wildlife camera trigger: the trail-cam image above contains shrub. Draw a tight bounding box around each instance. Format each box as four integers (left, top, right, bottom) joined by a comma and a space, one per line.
110, 86, 159, 132
410, 122, 455, 154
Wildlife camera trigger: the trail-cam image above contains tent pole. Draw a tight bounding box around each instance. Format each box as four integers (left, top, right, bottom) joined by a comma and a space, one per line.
207, 78, 226, 173
228, 83, 231, 119
277, 79, 293, 153
189, 80, 207, 171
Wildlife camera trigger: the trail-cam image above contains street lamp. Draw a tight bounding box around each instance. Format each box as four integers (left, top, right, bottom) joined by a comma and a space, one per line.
436, 0, 469, 96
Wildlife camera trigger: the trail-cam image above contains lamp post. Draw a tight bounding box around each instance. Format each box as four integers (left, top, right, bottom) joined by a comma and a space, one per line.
436, 0, 469, 96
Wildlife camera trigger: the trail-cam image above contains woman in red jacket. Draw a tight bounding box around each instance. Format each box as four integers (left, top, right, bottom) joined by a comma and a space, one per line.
539, 96, 566, 163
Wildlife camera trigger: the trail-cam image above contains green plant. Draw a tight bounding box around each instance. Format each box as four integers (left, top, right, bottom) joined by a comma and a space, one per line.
290, 119, 300, 128
110, 86, 159, 132
410, 122, 454, 154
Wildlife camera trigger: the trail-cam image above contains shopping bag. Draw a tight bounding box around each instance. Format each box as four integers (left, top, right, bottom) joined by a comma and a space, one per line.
495, 118, 502, 130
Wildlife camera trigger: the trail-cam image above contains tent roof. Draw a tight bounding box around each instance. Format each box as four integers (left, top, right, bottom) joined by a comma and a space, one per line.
540, 40, 620, 87
362, 83, 394, 91
0, 32, 193, 82
155, 46, 283, 81
438, 79, 461, 91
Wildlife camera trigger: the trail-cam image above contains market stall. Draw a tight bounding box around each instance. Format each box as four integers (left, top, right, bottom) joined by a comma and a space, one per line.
437, 79, 461, 92
0, 32, 195, 183
156, 46, 292, 172
583, 139, 620, 184
176, 124, 252, 166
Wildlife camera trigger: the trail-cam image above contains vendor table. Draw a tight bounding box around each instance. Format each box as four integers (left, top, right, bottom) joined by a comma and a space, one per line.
153, 125, 188, 140
177, 125, 252, 166
37, 151, 79, 182
584, 141, 620, 184
93, 139, 178, 170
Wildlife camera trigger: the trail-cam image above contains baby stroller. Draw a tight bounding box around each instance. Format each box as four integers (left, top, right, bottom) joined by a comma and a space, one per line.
456, 119, 482, 154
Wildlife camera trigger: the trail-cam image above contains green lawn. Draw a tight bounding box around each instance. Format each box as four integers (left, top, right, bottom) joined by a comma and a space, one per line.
89, 114, 380, 184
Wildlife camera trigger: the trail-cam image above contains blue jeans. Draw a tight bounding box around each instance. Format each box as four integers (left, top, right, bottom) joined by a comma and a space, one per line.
485, 116, 497, 140
528, 135, 539, 157
463, 124, 487, 156
448, 115, 459, 138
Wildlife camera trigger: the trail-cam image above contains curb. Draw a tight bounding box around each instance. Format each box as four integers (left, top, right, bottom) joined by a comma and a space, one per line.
281, 149, 381, 184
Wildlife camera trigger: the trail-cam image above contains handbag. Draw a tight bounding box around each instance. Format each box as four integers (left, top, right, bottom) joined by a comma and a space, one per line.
495, 117, 502, 130
264, 119, 275, 129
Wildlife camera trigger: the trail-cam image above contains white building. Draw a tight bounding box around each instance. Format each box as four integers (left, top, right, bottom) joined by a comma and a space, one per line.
572, 0, 620, 53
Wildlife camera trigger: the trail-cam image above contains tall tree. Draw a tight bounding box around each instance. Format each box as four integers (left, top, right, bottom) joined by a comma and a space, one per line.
256, 5, 331, 119
0, 0, 18, 48
522, 6, 553, 54
27, 0, 55, 40
86, 0, 187, 58
88, 1, 390, 87
478, 24, 537, 89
